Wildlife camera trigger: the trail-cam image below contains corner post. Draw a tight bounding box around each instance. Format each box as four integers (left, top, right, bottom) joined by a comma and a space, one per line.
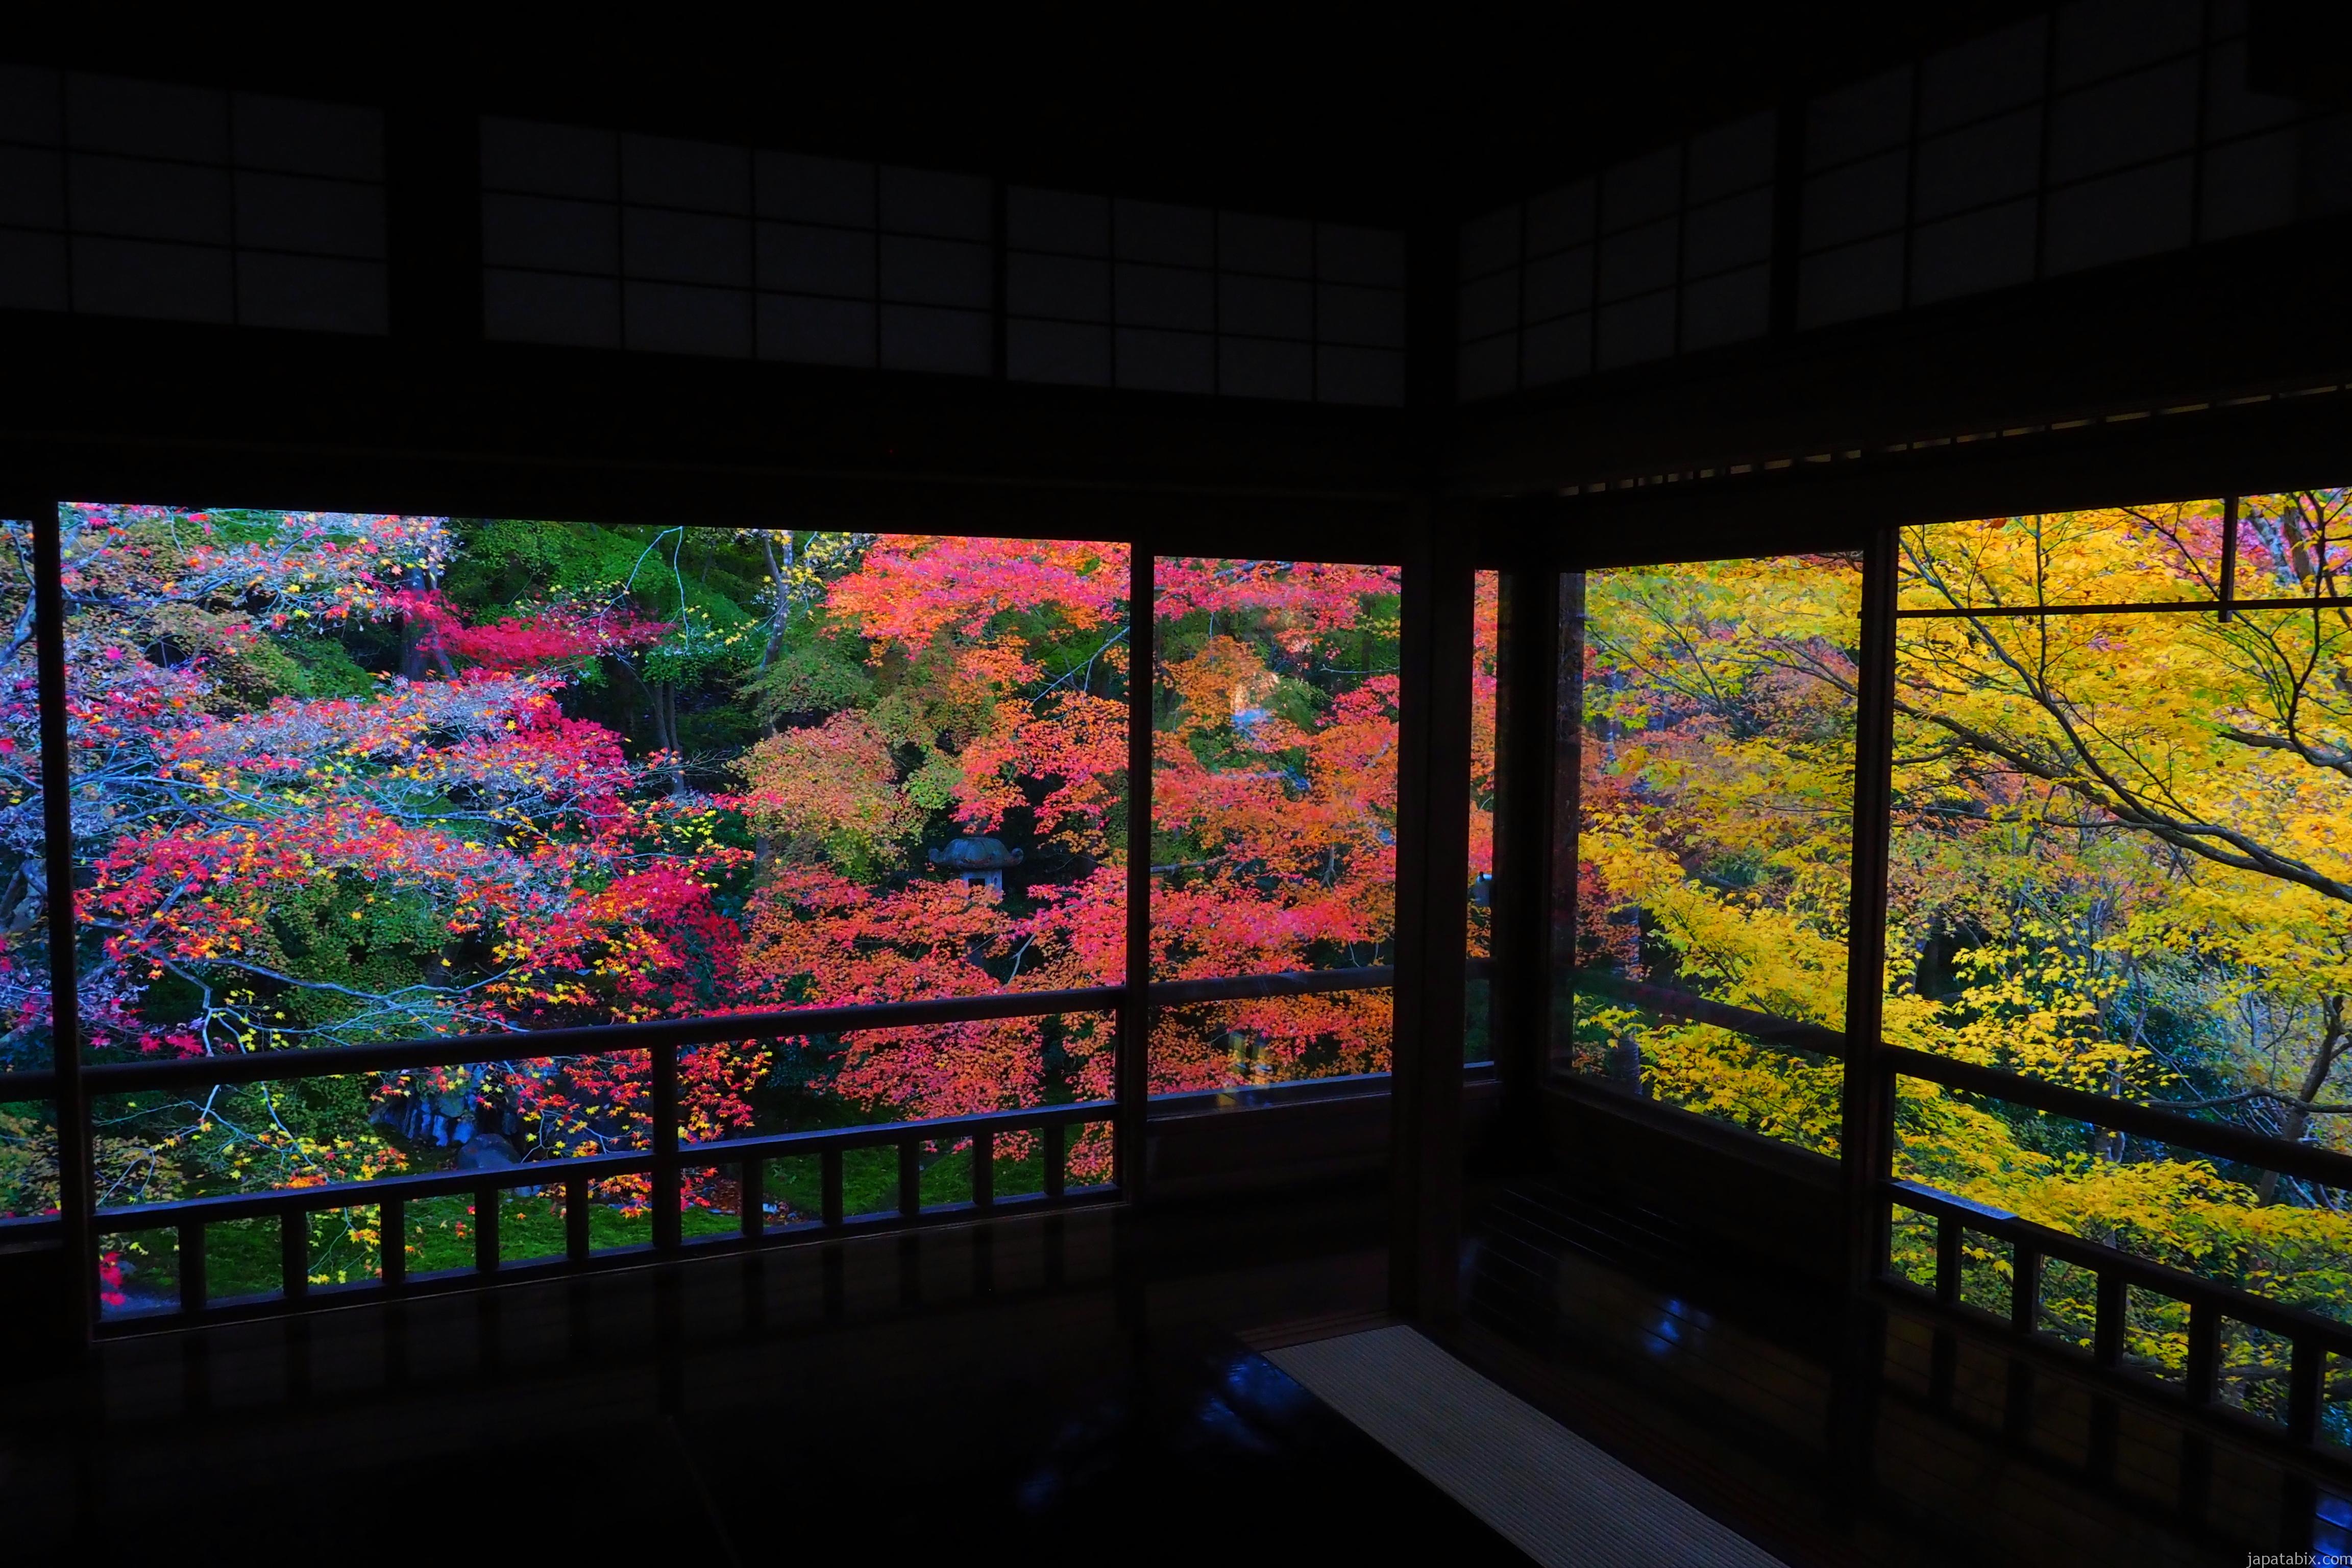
1116, 542, 1155, 1200
1828, 526, 1900, 1479
1841, 527, 1899, 1290
1391, 506, 1476, 1320
1491, 561, 1560, 1159
33, 501, 93, 1349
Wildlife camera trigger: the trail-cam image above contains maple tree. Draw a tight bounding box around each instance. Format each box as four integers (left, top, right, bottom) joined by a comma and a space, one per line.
0, 510, 1432, 1294
1571, 495, 2352, 1422
0, 518, 47, 1215
1147, 558, 1405, 1089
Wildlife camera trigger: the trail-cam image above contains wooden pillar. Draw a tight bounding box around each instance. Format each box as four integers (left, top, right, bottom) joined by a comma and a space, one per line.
1551, 571, 1587, 1086
1390, 509, 1476, 1320
1116, 541, 1155, 1200
33, 500, 93, 1350
1840, 527, 1899, 1290
1828, 528, 1900, 1479
1490, 565, 1560, 1159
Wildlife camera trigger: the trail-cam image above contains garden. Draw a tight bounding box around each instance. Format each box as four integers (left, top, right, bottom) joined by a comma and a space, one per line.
0, 507, 1428, 1306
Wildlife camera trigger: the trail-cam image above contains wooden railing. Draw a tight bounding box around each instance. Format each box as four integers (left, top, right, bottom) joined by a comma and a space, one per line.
98, 1097, 1120, 1324
1569, 968, 2352, 1461
11, 965, 1407, 1333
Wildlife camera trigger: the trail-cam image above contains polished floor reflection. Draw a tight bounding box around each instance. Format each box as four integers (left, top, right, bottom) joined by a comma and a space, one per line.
1455, 1174, 2345, 1566
0, 1190, 1526, 1564
11, 1170, 2331, 1564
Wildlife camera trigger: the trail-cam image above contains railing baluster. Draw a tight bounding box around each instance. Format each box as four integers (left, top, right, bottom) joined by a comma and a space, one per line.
1891, 1189, 2352, 1460
2289, 1337, 2323, 1444
382, 1195, 405, 1290
74, 975, 1394, 1333
178, 1219, 205, 1313
1044, 1123, 1066, 1199
281, 1210, 309, 1301
1934, 1214, 1962, 1307
2094, 1269, 2125, 1369
83, 1075, 1279, 1331
740, 1158, 765, 1239
565, 1173, 589, 1262
476, 1186, 500, 1273
821, 1148, 844, 1228
2186, 1297, 2218, 1404
651, 1040, 681, 1251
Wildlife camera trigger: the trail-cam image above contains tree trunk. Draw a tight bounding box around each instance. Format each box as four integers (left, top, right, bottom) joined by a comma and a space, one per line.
759, 532, 796, 675
654, 681, 686, 793
2258, 994, 2345, 1204
399, 607, 429, 681
2099, 1063, 2126, 1162
398, 566, 457, 680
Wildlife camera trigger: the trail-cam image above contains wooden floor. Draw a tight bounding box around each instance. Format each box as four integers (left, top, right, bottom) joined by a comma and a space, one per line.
0, 1185, 1525, 1565
1453, 1174, 2352, 1566
6, 1170, 2342, 1564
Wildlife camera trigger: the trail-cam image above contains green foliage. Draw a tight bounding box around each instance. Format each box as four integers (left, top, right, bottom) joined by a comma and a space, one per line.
259, 877, 440, 1037
442, 518, 657, 605
278, 633, 379, 698
1580, 510, 2352, 1335
0, 1099, 56, 1216
744, 642, 873, 723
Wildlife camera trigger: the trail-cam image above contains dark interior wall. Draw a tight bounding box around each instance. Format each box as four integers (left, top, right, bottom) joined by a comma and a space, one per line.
0, 307, 1431, 531
1467, 383, 2352, 577
8, 3, 2342, 519
0, 53, 1446, 527
1544, 1081, 1846, 1287
4, 6, 2052, 231
14, 197, 2339, 542
1449, 0, 2352, 505
1452, 208, 2352, 503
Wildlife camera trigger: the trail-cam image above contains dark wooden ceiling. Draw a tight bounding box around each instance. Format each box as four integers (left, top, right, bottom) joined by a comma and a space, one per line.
12, 1, 2341, 521
20, 4, 2049, 225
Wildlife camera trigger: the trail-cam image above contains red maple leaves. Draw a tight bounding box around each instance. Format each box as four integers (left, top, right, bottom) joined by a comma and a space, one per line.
33, 508, 1490, 1205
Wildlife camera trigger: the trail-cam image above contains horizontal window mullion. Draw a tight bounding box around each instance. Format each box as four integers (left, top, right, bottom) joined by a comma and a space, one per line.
1896, 594, 2352, 618
1882, 1047, 2352, 1193
79, 966, 1410, 1091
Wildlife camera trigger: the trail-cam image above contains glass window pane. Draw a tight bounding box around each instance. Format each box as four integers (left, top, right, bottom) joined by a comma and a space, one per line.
2239, 489, 2352, 602
1887, 489, 2352, 1322
1561, 552, 1860, 1155
1899, 501, 2231, 612
1, 1096, 56, 1221
1150, 557, 1400, 1094
63, 505, 1126, 1215
1467, 570, 1498, 1064
1890, 597, 2352, 1103
0, 518, 55, 1219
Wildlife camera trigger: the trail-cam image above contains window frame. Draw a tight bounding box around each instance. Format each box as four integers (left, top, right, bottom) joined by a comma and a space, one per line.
2, 484, 1461, 1337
